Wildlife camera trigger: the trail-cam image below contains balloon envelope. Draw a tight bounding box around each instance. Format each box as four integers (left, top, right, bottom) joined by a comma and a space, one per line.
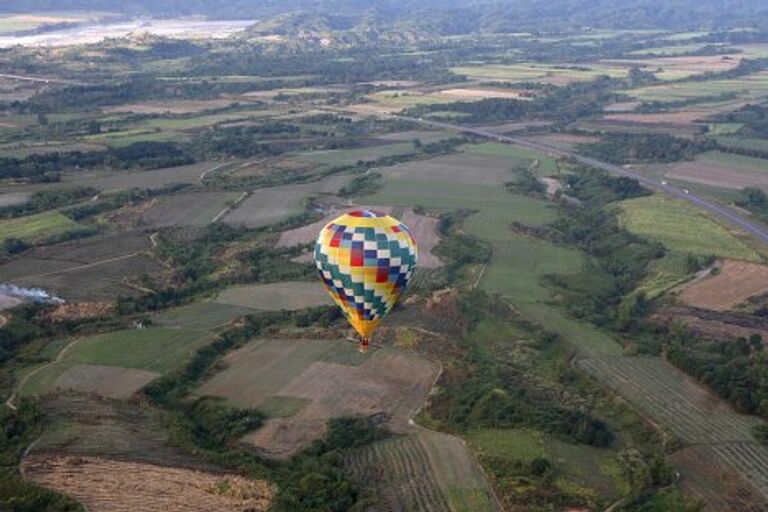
314, 210, 418, 340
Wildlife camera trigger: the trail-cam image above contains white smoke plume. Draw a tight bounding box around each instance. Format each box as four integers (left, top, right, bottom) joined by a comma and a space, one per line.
0, 284, 65, 304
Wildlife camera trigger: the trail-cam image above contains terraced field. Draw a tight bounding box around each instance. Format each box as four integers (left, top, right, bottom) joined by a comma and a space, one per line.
345, 431, 498, 512
0, 211, 82, 243
577, 355, 768, 506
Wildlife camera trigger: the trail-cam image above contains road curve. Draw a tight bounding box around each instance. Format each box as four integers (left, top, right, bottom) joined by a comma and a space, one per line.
400, 115, 768, 247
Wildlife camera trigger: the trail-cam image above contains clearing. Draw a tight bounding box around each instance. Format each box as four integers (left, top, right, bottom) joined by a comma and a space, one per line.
678, 259, 768, 311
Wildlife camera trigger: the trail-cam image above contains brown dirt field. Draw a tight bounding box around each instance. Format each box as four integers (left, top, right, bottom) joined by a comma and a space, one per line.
603, 55, 742, 74
665, 161, 768, 190
244, 351, 439, 458
400, 208, 443, 268
679, 260, 768, 310
23, 455, 274, 512
53, 364, 159, 399
102, 99, 244, 114
436, 88, 528, 100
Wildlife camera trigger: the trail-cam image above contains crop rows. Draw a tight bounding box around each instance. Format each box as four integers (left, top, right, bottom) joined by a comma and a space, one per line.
345, 434, 450, 512
576, 356, 760, 444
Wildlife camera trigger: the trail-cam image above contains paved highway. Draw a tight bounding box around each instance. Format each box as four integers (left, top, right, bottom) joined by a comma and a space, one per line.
400, 115, 768, 247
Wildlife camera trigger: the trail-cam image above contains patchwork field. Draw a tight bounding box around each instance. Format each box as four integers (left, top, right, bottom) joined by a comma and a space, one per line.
197, 338, 438, 458
345, 431, 499, 512
627, 71, 768, 102
141, 192, 240, 227
603, 54, 743, 81
215, 281, 331, 309
222, 175, 350, 228
102, 98, 246, 114
464, 142, 559, 176
577, 356, 768, 506
466, 428, 625, 502
19, 328, 212, 398
663, 151, 768, 190
451, 62, 628, 84
678, 260, 768, 311
365, 158, 621, 356
377, 152, 520, 186
615, 195, 762, 261
0, 232, 161, 301
23, 394, 275, 512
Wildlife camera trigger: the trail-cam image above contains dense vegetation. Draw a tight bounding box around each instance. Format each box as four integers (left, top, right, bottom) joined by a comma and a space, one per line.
668, 334, 768, 418
578, 133, 715, 164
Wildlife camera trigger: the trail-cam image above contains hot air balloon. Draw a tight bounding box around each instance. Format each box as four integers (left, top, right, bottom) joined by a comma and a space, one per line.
314, 210, 417, 351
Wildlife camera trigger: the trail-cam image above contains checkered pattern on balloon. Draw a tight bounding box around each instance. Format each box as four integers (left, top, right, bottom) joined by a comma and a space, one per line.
314, 210, 418, 346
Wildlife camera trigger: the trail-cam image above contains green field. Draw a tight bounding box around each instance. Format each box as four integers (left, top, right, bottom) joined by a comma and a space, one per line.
697, 150, 768, 172
627, 71, 768, 102
151, 301, 256, 330
0, 211, 82, 243
616, 195, 762, 261
451, 63, 627, 83
365, 166, 622, 356
20, 328, 211, 397
717, 137, 768, 152
295, 142, 416, 166
467, 427, 625, 501
464, 142, 559, 175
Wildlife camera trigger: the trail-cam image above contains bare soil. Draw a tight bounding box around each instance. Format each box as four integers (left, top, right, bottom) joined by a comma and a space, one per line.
23, 455, 274, 512
678, 260, 768, 311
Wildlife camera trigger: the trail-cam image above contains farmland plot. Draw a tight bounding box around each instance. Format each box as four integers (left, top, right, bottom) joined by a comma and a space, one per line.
0, 211, 82, 243
222, 175, 350, 228
20, 328, 212, 398
345, 431, 498, 512
215, 281, 332, 310
678, 260, 768, 311
24, 456, 274, 512
197, 338, 439, 458
140, 192, 240, 227
577, 356, 761, 444
577, 355, 768, 506
0, 232, 161, 301
377, 153, 520, 186
24, 394, 275, 512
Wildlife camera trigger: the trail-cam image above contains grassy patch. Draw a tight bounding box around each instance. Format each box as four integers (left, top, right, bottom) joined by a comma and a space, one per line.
464, 142, 559, 175
0, 211, 82, 242
20, 328, 211, 396
615, 194, 761, 260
